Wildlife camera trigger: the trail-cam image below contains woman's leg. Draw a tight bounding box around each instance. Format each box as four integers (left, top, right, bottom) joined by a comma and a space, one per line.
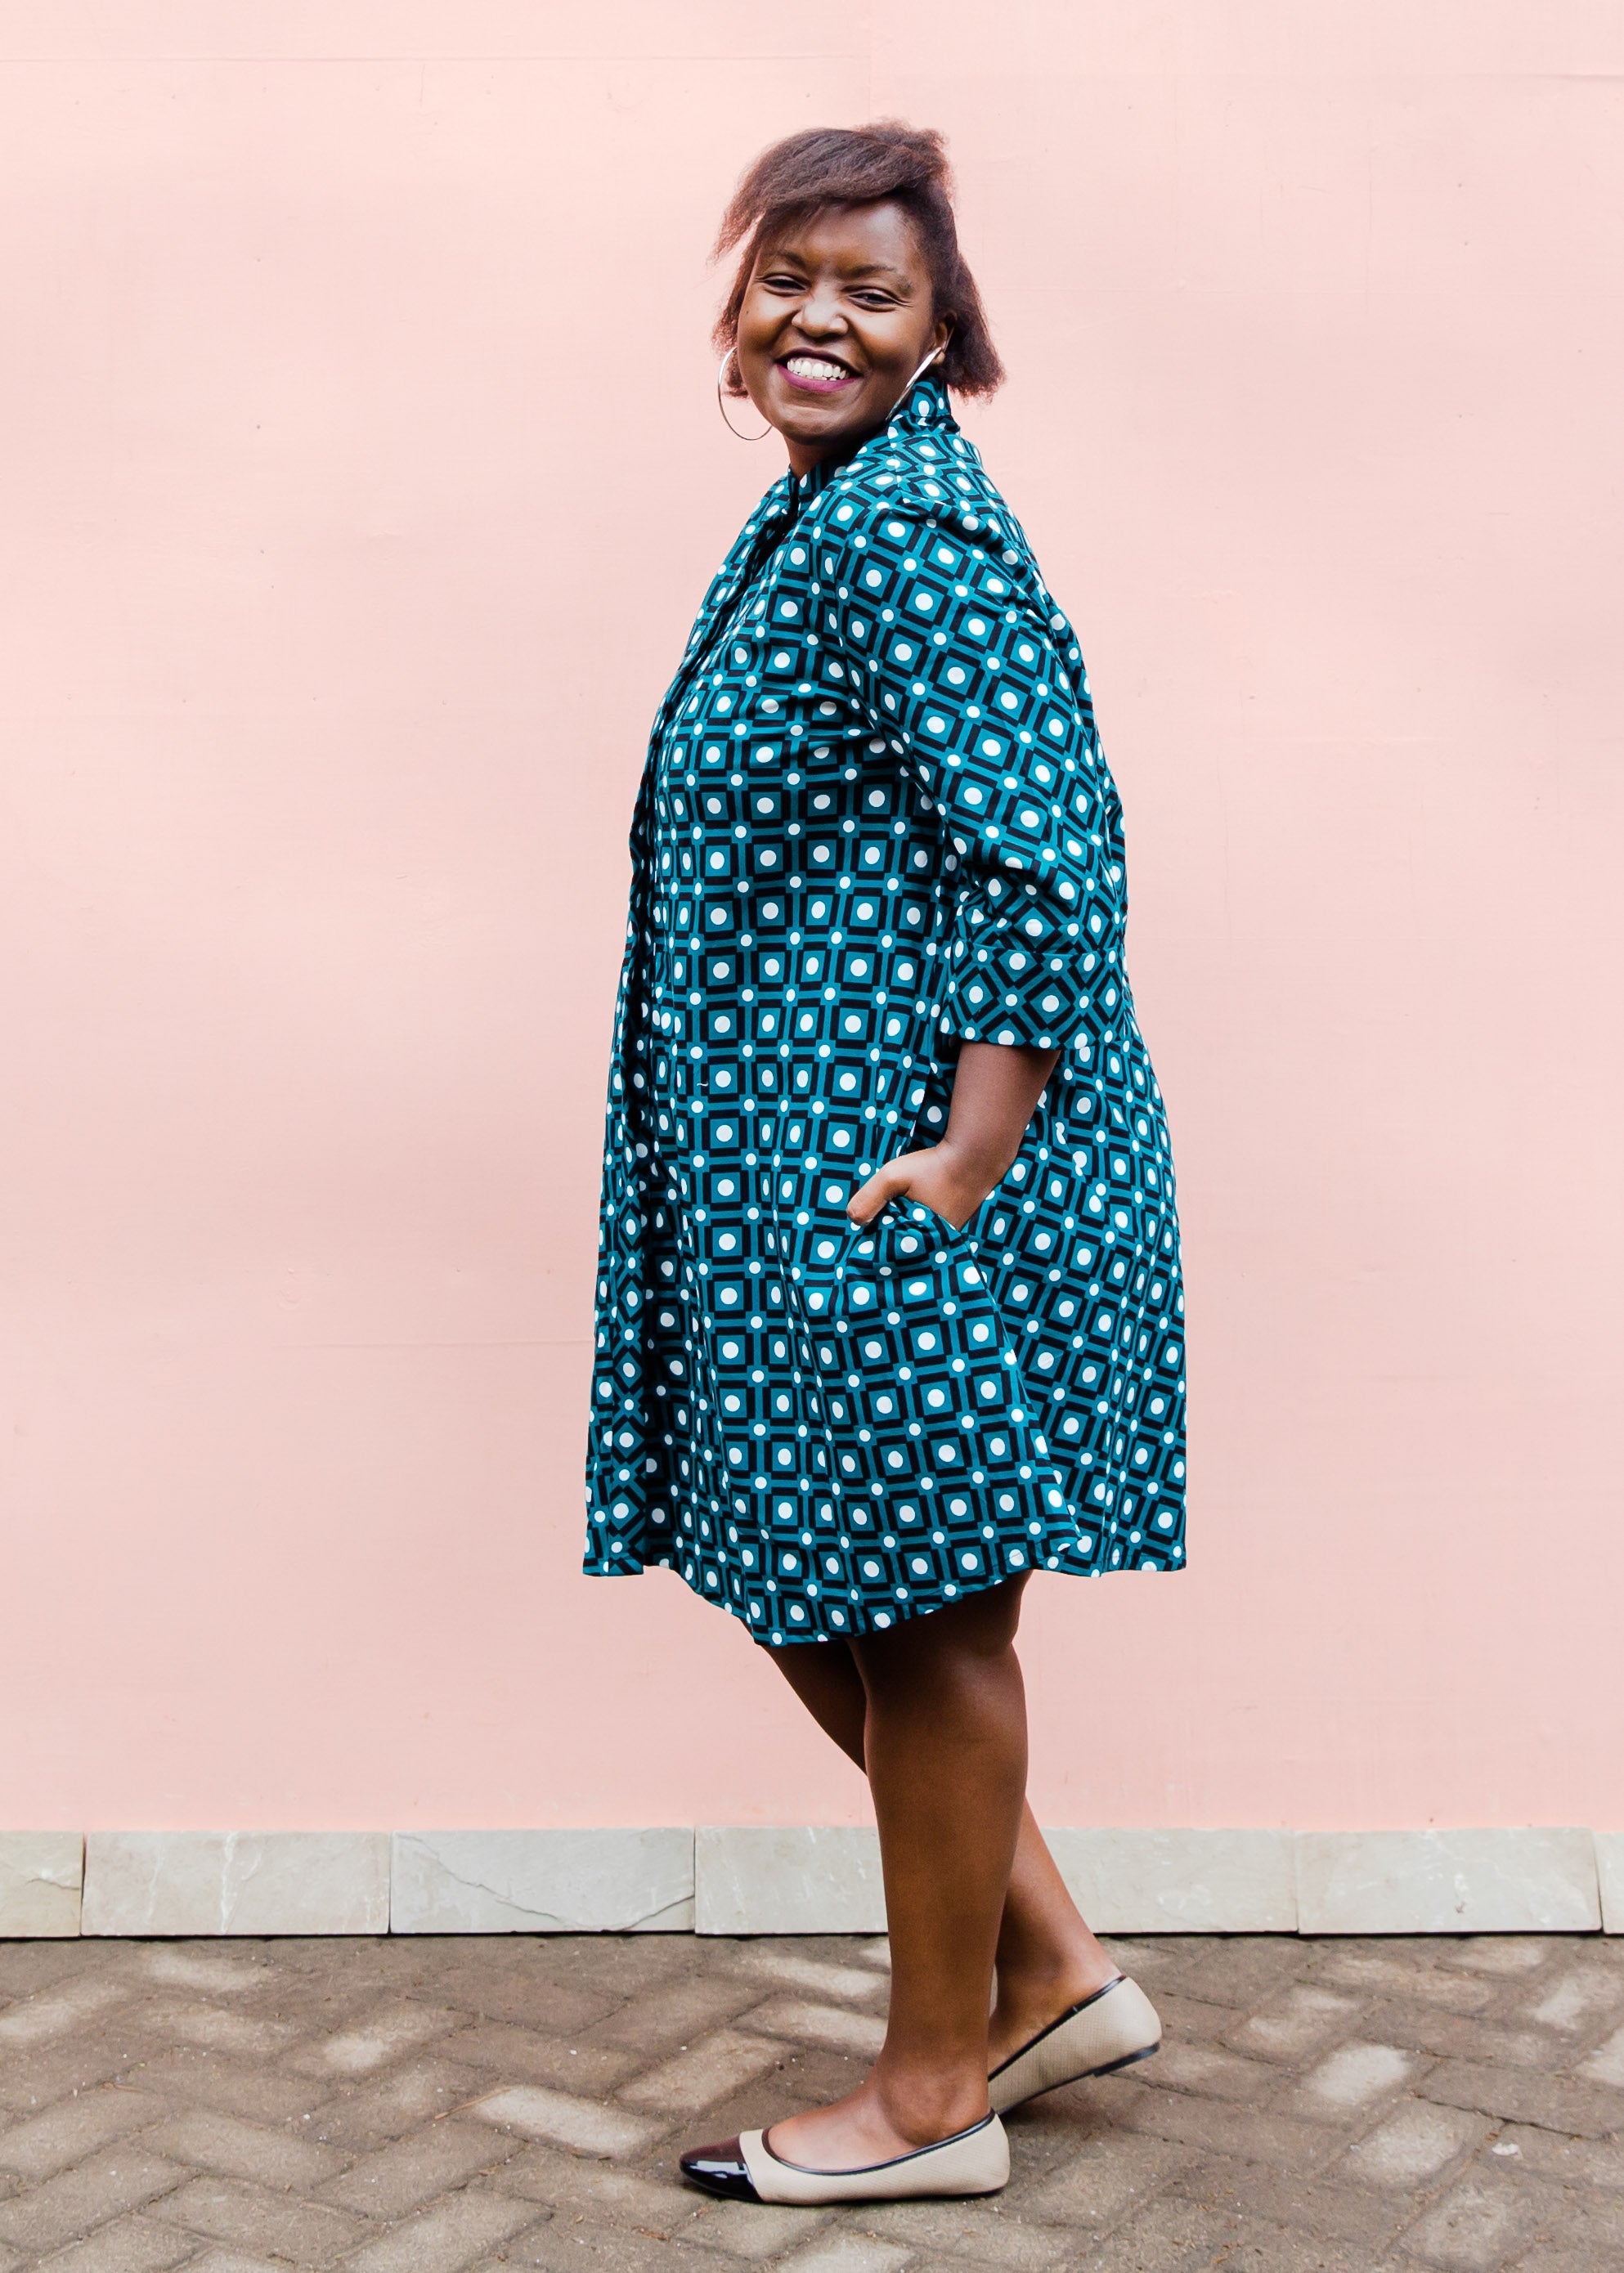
765, 1580, 1028, 2167
769, 1623, 1118, 2073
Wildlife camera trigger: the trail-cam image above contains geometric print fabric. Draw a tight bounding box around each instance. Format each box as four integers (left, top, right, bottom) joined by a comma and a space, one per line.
585, 374, 1187, 1646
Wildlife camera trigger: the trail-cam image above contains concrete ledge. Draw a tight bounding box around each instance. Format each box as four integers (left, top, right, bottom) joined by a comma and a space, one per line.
1595, 1833, 1624, 1936
1296, 1829, 1601, 1935
4, 1827, 1608, 1937
81, 1832, 390, 1936
0, 1833, 83, 1937
1045, 1827, 1298, 1934
391, 1830, 694, 1933
696, 1827, 885, 1935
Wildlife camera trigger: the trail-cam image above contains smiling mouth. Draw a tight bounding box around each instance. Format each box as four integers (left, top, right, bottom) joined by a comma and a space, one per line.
778, 353, 860, 394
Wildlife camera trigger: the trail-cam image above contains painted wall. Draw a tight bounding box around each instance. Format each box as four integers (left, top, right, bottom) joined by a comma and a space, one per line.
3, 2, 1620, 1838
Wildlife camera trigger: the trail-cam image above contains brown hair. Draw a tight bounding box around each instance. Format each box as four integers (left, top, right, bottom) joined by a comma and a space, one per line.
712, 121, 1005, 400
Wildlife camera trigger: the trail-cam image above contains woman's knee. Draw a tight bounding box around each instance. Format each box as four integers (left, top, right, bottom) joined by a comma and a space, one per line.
853, 1576, 1030, 1688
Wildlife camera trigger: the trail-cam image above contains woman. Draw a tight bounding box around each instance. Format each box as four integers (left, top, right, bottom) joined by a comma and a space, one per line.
585, 123, 1187, 2207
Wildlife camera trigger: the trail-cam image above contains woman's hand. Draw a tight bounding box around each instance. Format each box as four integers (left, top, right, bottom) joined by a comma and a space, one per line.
847, 1042, 1061, 1232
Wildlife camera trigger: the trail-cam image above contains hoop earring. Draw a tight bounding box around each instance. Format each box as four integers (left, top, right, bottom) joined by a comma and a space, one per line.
717, 352, 772, 442
904, 344, 946, 391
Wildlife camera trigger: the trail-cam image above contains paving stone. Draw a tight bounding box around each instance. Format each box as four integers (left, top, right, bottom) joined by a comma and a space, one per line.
467, 2082, 666, 2156
1506, 2249, 1624, 2273
1017, 2132, 1192, 2226
1139, 2215, 1373, 2271
1147, 2040, 1286, 2103
860, 2197, 1077, 2266
0, 2088, 163, 2181
317, 2118, 514, 2215
1486, 2121, 1624, 2190
139, 2105, 348, 2189
736, 1950, 891, 2004
685, 2198, 834, 2259
587, 1972, 777, 2055
1542, 2185, 1624, 2250
1158, 1939, 1309, 2010
147, 2172, 367, 2264
0, 1977, 138, 2052
32, 2213, 200, 2272
0, 2034, 162, 2118
1420, 2056, 1624, 2137
487, 2141, 701, 2235
1285, 2040, 1424, 2121
738, 1998, 888, 2058
341, 2188, 541, 2273
177, 2256, 293, 2273
134, 1951, 273, 1997
1522, 1962, 1624, 2033
1438, 1941, 1555, 1978
124, 2002, 303, 2060
1400, 2171, 1552, 2270
1578, 2023, 1624, 2087
1339, 2099, 1491, 2188
302, 2055, 484, 2149
1353, 2001, 1566, 2071
1068, 2191, 1245, 2270
426, 1957, 621, 2038
774, 2236, 914, 2273
505, 2218, 739, 2271
1227, 1984, 1365, 2061
618, 2029, 785, 2114
0, 2145, 189, 2257
0, 1943, 97, 2001
1152, 1990, 1249, 2046
287, 2000, 460, 2077
438, 2016, 645, 2095
117, 2047, 322, 2124
1112, 2075, 1340, 2171
1312, 1950, 1495, 2013
1169, 2154, 1410, 2245
518, 1935, 695, 1997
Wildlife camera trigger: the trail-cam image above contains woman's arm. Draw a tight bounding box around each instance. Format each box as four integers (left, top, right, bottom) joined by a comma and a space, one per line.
847, 1042, 1060, 1232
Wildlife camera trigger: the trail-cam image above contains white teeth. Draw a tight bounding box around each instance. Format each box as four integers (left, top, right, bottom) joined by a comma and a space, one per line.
786, 356, 851, 381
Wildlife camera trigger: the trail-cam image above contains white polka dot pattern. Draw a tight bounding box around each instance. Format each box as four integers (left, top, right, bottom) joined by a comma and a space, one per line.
585, 378, 1187, 1646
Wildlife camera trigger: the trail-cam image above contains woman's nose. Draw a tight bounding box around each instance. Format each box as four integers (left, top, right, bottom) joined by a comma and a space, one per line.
796, 287, 846, 335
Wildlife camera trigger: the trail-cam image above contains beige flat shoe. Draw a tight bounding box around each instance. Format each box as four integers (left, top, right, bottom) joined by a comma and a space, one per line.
680, 2111, 1009, 2205
988, 1974, 1162, 2114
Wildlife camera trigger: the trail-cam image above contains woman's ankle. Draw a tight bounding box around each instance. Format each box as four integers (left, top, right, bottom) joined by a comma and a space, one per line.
869, 2060, 993, 2146
991, 1942, 1119, 2042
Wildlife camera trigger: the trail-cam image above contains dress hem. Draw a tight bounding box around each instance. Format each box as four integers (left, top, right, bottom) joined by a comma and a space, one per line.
581, 1550, 1187, 1648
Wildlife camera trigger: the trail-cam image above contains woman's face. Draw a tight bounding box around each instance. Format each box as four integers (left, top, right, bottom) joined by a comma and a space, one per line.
733, 200, 950, 473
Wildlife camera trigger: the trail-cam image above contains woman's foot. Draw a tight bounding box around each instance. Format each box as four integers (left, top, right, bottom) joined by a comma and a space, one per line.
680, 2108, 1009, 2205
766, 2073, 990, 2172
987, 1939, 1121, 2073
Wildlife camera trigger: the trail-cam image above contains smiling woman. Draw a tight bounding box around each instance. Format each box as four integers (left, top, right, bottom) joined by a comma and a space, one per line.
584, 120, 1186, 2208
714, 121, 1003, 466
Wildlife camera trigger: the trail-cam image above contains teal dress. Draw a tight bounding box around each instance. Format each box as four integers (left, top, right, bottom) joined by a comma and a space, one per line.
584, 376, 1187, 1647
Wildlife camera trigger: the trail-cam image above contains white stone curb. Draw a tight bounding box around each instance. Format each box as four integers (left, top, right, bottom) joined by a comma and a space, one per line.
0, 1827, 1612, 1938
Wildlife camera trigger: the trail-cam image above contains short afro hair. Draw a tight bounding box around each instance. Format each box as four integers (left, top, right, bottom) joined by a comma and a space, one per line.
712, 121, 1004, 401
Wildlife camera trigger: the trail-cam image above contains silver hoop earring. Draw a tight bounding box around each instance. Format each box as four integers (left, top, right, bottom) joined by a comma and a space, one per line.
717, 352, 772, 441
903, 344, 947, 394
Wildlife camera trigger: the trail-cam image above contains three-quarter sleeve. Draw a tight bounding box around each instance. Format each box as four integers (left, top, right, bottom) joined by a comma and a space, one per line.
819, 486, 1126, 1053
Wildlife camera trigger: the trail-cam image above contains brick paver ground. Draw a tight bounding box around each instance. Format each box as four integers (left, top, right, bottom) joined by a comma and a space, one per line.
2, 1930, 1623, 2271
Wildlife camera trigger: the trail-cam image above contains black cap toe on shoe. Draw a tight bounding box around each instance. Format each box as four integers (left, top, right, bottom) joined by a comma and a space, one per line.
679, 2136, 760, 2201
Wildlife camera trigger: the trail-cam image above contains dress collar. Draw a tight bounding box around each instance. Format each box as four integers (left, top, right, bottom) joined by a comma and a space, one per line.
788, 374, 959, 504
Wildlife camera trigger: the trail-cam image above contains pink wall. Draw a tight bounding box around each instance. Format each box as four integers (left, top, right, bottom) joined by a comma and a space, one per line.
3, 2, 1621, 1836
